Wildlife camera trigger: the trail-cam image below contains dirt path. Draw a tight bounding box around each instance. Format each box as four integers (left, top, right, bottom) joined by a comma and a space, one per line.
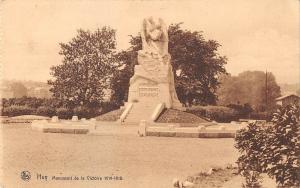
0, 124, 238, 188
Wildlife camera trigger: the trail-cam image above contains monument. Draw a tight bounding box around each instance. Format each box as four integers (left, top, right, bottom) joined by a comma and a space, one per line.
121, 17, 183, 124
128, 17, 182, 109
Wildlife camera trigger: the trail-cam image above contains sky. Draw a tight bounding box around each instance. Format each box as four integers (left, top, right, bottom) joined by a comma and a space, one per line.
1, 0, 300, 84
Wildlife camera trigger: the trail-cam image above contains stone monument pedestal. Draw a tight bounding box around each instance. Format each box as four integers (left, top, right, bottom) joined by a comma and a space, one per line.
127, 52, 182, 110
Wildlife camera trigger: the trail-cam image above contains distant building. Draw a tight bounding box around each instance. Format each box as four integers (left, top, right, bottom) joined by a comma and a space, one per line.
29, 87, 51, 98
276, 94, 300, 107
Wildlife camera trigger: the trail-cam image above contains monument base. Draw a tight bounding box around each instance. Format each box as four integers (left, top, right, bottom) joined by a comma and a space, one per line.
127, 63, 183, 110
120, 64, 184, 124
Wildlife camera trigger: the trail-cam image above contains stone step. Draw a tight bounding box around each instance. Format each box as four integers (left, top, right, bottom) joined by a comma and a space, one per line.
126, 116, 150, 118
129, 108, 153, 111
125, 118, 150, 121
127, 111, 152, 114
123, 103, 157, 125
126, 113, 150, 116
125, 117, 151, 120
131, 106, 156, 109
125, 114, 151, 117
126, 117, 150, 120
129, 108, 154, 111
127, 112, 153, 116
128, 111, 153, 113
121, 122, 139, 126
128, 111, 153, 114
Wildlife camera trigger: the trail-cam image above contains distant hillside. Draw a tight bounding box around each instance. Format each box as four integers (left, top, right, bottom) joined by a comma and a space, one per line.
279, 83, 300, 96
1, 80, 51, 98
2, 79, 49, 88
1, 80, 110, 100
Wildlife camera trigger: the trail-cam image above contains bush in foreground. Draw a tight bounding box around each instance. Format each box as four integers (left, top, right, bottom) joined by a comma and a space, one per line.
235, 105, 300, 187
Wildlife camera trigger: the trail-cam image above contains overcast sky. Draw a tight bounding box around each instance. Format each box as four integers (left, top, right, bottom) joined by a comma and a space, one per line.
2, 0, 299, 84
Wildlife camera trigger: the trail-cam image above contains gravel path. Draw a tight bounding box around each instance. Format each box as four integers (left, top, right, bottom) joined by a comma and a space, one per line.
0, 124, 238, 188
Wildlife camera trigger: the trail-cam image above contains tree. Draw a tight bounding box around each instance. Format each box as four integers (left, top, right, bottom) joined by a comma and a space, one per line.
111, 23, 227, 106
110, 50, 137, 106
217, 71, 281, 111
48, 27, 118, 108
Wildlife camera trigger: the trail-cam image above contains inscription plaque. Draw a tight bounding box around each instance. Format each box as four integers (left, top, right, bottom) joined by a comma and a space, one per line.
139, 87, 159, 97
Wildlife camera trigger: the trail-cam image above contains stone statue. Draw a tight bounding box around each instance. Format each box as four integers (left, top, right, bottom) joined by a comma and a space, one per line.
140, 17, 169, 57
127, 17, 183, 110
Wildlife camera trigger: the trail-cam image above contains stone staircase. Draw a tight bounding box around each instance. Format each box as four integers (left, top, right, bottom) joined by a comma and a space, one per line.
122, 102, 157, 126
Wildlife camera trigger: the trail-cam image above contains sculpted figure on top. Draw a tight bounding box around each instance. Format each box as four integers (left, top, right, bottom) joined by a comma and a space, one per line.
140, 17, 169, 57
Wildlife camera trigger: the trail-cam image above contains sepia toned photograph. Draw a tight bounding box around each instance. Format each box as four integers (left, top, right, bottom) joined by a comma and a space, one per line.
0, 0, 299, 187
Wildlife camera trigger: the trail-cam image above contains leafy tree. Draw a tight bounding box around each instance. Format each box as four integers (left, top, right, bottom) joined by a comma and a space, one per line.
217, 71, 281, 111
111, 23, 227, 106
110, 50, 137, 106
48, 27, 118, 108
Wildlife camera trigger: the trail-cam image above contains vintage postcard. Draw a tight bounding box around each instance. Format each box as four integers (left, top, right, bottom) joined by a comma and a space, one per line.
0, 0, 299, 188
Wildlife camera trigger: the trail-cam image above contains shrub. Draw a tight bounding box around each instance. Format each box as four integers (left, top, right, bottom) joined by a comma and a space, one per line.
1, 105, 36, 117
73, 106, 91, 119
100, 101, 119, 114
36, 106, 56, 117
235, 122, 269, 187
228, 103, 253, 118
267, 105, 300, 186
249, 112, 273, 121
56, 107, 73, 119
187, 105, 239, 122
235, 105, 300, 187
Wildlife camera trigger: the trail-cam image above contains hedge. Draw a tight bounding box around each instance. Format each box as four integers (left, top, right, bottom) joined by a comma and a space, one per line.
56, 107, 73, 119
73, 106, 94, 119
36, 106, 56, 117
1, 105, 36, 117
187, 106, 239, 123
1, 97, 120, 119
186, 105, 276, 123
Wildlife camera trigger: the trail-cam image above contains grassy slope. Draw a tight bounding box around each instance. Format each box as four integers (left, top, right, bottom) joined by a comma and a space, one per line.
156, 109, 209, 123
95, 108, 124, 121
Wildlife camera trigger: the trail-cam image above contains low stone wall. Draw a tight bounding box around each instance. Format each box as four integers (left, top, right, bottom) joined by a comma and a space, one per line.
42, 128, 89, 134
139, 122, 246, 138
146, 131, 236, 138
31, 116, 96, 134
